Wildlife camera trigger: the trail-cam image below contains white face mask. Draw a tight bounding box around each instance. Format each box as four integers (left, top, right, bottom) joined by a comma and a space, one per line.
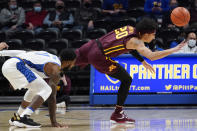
188, 39, 196, 47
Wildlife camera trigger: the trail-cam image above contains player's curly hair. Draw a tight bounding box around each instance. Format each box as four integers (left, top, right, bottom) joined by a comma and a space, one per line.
59, 49, 76, 62
135, 17, 158, 36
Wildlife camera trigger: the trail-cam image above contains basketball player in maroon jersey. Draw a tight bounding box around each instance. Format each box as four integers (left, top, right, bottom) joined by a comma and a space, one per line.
59, 18, 187, 124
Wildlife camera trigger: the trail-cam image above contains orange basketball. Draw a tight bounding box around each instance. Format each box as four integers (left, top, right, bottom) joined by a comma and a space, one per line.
170, 7, 190, 27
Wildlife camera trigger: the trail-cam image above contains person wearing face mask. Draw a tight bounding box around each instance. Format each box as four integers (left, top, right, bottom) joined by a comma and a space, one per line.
25, 1, 47, 35
43, 0, 74, 33
177, 32, 197, 54
0, 0, 25, 32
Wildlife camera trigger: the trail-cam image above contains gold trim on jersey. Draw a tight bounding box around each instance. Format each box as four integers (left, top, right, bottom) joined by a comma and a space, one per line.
105, 48, 125, 55
103, 44, 124, 51
103, 44, 125, 55
105, 56, 117, 63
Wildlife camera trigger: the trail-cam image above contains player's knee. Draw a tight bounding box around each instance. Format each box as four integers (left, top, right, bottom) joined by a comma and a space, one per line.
37, 85, 52, 101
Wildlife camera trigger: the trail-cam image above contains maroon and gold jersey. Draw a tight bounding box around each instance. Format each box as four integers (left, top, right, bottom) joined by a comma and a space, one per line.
75, 25, 136, 74
98, 25, 136, 57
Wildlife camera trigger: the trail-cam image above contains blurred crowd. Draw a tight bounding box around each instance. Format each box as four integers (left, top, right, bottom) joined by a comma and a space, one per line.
0, 0, 196, 54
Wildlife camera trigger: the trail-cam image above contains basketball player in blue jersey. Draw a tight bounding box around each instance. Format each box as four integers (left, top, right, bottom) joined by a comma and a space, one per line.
0, 49, 74, 128
59, 18, 187, 124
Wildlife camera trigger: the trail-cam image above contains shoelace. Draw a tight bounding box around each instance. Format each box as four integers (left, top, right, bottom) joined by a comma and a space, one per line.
120, 111, 128, 119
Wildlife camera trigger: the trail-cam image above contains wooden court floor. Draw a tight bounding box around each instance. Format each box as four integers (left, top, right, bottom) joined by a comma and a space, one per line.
1, 105, 197, 131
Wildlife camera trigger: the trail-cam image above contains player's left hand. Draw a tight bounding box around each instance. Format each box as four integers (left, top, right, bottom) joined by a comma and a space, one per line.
0, 42, 9, 50
51, 122, 68, 128
142, 60, 155, 74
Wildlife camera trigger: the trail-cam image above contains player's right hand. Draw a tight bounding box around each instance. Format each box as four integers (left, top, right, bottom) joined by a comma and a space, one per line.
51, 122, 68, 128
173, 40, 188, 52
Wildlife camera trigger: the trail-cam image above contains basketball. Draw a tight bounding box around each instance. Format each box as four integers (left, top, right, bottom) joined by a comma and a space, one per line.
170, 7, 190, 27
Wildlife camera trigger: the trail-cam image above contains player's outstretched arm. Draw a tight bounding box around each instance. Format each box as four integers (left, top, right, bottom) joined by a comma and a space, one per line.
46, 63, 67, 127
0, 42, 9, 50
0, 50, 26, 57
129, 38, 187, 61
129, 50, 155, 74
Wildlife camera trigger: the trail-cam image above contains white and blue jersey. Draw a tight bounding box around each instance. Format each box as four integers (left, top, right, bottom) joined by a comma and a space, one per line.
16, 51, 61, 78
1, 50, 61, 90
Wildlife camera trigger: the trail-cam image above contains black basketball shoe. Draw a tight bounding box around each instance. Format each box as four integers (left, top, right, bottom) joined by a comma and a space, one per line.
9, 113, 18, 126
13, 114, 41, 128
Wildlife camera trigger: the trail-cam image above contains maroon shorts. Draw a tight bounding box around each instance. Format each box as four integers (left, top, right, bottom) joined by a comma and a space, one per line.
87, 40, 119, 74
76, 40, 120, 74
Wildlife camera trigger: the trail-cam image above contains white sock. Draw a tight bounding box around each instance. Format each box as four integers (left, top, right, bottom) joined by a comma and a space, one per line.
20, 107, 34, 117
17, 106, 25, 115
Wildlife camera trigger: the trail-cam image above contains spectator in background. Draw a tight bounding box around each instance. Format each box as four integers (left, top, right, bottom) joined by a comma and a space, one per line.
144, 0, 170, 21
102, 0, 128, 14
25, 1, 47, 35
44, 74, 71, 109
56, 74, 71, 109
101, 0, 128, 29
43, 0, 74, 33
75, 0, 98, 32
189, 0, 197, 26
162, 0, 178, 28
177, 32, 197, 53
0, 0, 25, 32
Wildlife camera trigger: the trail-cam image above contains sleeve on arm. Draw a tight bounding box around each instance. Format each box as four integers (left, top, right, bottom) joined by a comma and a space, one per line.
129, 50, 144, 62
0, 50, 26, 57
43, 14, 52, 27
62, 14, 74, 26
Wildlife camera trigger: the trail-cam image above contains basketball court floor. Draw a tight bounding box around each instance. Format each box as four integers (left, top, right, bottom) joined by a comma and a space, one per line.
1, 105, 197, 131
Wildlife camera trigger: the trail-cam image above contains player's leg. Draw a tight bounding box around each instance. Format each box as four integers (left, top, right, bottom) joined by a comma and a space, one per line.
9, 89, 33, 126
108, 64, 135, 124
2, 58, 33, 126
2, 58, 52, 127
14, 75, 52, 128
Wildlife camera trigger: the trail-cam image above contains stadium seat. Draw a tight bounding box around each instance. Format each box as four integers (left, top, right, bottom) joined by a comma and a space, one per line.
24, 39, 45, 50
7, 30, 34, 43
18, 1, 34, 11
94, 19, 112, 31
0, 31, 6, 42
48, 39, 68, 54
5, 39, 23, 50
64, 0, 81, 9
127, 7, 145, 19
157, 28, 180, 42
42, 0, 56, 10
118, 17, 136, 28
45, 48, 58, 55
36, 29, 59, 43
70, 38, 90, 48
62, 29, 82, 42
86, 28, 107, 39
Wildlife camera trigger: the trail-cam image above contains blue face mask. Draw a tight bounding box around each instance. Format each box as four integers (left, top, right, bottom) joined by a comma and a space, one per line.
34, 7, 41, 12
9, 5, 17, 10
